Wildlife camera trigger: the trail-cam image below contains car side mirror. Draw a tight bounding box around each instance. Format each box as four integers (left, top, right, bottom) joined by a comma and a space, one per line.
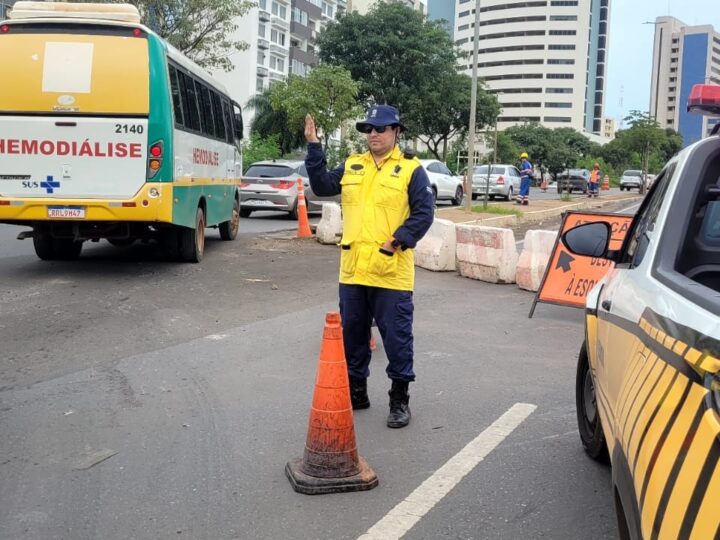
562, 222, 612, 258
233, 113, 244, 141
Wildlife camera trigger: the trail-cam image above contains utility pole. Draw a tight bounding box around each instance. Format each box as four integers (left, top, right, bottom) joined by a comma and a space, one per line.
465, 0, 482, 213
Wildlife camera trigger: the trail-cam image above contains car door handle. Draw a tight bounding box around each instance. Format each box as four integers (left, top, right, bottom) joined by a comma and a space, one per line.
601, 299, 612, 311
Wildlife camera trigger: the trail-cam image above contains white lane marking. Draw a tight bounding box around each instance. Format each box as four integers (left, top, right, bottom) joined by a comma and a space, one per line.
358, 402, 537, 540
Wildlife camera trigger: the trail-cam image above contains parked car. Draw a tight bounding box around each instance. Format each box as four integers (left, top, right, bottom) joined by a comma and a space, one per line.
562, 132, 720, 539
419, 159, 464, 205
619, 169, 645, 191
240, 160, 339, 219
556, 168, 589, 194
470, 164, 521, 201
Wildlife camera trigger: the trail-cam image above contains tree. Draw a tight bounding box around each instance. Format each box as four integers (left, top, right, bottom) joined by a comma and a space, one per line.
415, 72, 500, 161
89, 0, 254, 72
246, 88, 304, 156
270, 65, 361, 150
317, 1, 463, 137
242, 133, 281, 173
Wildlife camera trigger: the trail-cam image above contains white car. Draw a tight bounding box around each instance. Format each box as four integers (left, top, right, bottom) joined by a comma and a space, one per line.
471, 164, 522, 201
619, 169, 645, 191
419, 159, 464, 205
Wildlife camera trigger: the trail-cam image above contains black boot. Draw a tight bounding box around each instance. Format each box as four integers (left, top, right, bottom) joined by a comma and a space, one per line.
349, 377, 370, 410
387, 380, 411, 428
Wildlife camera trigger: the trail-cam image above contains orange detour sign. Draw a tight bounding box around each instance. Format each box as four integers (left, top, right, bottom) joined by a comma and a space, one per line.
286, 312, 378, 494
296, 178, 312, 238
529, 211, 633, 317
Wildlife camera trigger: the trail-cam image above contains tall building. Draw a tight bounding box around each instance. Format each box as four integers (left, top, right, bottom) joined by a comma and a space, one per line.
454, 0, 610, 137
649, 16, 720, 146
427, 0, 455, 36
212, 0, 346, 130
349, 0, 426, 16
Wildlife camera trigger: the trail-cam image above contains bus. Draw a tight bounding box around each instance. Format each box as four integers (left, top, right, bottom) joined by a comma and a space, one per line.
0, 2, 244, 262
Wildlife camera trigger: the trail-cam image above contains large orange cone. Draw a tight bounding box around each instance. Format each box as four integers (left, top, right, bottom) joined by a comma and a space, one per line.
296, 178, 312, 238
286, 312, 378, 495
602, 175, 610, 191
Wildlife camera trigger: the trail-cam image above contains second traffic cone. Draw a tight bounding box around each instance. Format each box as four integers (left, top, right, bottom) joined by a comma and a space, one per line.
602, 175, 610, 190
296, 178, 312, 238
286, 312, 378, 495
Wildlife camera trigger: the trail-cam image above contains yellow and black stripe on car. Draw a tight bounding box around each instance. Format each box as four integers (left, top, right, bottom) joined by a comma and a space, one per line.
591, 307, 720, 540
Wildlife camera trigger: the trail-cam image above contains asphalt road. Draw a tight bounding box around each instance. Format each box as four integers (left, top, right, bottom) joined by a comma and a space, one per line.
0, 219, 618, 540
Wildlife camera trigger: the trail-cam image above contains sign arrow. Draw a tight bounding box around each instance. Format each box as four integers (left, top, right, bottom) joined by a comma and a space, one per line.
556, 251, 575, 273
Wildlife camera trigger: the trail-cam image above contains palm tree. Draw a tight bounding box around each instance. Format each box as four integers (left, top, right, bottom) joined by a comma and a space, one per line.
246, 89, 304, 156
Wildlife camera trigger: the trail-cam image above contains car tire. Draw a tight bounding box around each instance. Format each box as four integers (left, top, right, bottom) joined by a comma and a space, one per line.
431, 186, 438, 203
452, 186, 463, 206
240, 207, 252, 218
471, 193, 478, 201
287, 201, 299, 220
219, 198, 240, 241
505, 187, 514, 202
178, 207, 205, 263
576, 342, 609, 462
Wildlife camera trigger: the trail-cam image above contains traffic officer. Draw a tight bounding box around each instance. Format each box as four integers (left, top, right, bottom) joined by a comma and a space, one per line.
518, 152, 533, 205
304, 105, 434, 428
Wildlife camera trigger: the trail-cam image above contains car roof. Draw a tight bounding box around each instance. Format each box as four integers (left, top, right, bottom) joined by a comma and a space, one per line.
248, 160, 304, 168
419, 159, 440, 165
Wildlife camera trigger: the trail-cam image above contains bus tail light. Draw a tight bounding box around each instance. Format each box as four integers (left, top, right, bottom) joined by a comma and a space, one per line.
1, 25, 10, 34
147, 141, 163, 179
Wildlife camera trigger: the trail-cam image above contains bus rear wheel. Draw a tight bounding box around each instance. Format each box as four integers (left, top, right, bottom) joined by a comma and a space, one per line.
219, 199, 240, 241
179, 207, 205, 263
33, 232, 82, 261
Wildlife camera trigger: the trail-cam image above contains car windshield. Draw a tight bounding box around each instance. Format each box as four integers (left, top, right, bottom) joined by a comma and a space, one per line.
624, 171, 642, 177
473, 166, 505, 175
245, 165, 295, 178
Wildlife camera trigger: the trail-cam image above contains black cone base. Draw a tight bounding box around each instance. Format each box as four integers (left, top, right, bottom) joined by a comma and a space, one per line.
285, 456, 378, 495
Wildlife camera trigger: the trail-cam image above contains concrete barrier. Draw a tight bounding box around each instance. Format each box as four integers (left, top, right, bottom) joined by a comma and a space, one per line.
315, 203, 342, 245
456, 225, 518, 284
516, 230, 557, 292
415, 219, 456, 271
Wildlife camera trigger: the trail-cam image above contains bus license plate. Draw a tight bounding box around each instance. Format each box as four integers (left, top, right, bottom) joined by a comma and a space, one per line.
48, 206, 86, 219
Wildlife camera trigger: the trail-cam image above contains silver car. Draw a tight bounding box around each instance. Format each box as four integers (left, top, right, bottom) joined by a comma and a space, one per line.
240, 160, 340, 219
619, 169, 645, 191
471, 164, 522, 201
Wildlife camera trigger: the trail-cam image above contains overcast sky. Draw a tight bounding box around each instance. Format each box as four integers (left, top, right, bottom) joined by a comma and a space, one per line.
606, 0, 720, 122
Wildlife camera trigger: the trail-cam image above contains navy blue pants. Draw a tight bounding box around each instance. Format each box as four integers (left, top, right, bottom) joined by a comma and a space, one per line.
339, 284, 415, 382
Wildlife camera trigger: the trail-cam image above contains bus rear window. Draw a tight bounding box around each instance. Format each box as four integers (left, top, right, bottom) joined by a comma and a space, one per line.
0, 27, 149, 115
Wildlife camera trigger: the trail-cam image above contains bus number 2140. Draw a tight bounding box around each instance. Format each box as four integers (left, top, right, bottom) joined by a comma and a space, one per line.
115, 124, 144, 134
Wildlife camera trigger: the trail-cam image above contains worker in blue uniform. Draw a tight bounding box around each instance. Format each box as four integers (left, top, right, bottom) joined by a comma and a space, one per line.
304, 105, 434, 428
518, 152, 533, 205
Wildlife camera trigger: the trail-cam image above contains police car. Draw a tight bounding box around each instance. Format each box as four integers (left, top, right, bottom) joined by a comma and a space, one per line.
562, 84, 720, 540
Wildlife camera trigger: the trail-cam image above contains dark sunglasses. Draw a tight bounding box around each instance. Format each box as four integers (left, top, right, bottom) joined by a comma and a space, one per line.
359, 124, 396, 134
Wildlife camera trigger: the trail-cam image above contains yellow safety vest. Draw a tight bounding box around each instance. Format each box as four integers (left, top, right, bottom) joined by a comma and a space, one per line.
339, 146, 420, 291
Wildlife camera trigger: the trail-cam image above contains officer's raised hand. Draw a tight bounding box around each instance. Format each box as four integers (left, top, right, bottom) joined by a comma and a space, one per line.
305, 114, 319, 144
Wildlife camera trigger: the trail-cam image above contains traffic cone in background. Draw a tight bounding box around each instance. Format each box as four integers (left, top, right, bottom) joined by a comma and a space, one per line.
286, 312, 378, 495
296, 178, 312, 238
602, 175, 610, 191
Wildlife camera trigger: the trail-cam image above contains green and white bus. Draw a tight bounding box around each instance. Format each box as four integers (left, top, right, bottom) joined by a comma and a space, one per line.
0, 2, 243, 262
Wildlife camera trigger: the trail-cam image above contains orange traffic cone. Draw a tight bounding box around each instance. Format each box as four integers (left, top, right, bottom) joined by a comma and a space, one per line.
602, 175, 610, 191
286, 312, 378, 495
296, 178, 312, 238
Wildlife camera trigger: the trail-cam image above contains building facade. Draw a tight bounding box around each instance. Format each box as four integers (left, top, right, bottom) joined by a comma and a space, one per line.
649, 16, 720, 146
454, 0, 610, 137
211, 0, 347, 130
348, 0, 426, 16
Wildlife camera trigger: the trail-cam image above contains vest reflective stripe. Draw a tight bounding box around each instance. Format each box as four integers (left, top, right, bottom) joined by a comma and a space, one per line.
339, 147, 419, 291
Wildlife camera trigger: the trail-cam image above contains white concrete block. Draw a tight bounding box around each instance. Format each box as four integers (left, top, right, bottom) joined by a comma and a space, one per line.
316, 202, 342, 245
415, 219, 456, 271
516, 230, 557, 292
456, 225, 518, 284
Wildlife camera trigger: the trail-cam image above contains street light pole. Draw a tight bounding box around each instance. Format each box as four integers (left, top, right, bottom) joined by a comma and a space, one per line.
465, 0, 482, 212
